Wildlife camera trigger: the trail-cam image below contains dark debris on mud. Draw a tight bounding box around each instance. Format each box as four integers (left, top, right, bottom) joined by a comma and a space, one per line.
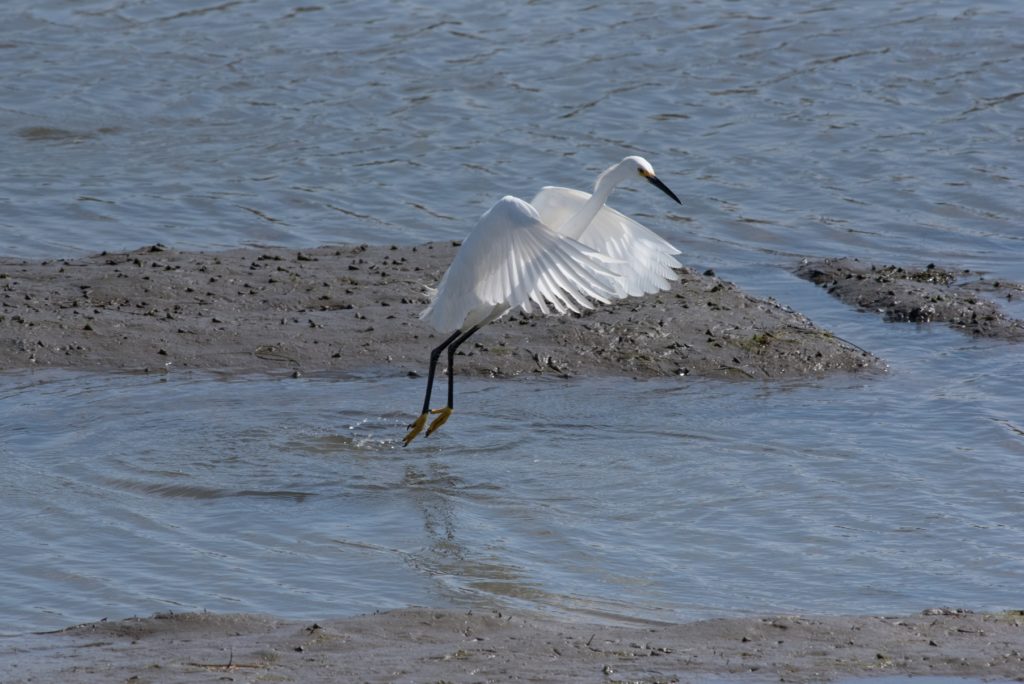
796, 257, 1024, 340
0, 243, 880, 379
5, 608, 1024, 684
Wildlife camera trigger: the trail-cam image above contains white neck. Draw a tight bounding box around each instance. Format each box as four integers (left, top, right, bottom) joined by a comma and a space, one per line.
557, 161, 633, 240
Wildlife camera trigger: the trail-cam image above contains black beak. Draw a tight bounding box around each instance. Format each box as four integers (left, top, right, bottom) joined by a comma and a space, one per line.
647, 174, 682, 205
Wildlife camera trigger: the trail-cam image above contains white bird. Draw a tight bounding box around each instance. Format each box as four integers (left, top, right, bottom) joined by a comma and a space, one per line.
403, 155, 682, 446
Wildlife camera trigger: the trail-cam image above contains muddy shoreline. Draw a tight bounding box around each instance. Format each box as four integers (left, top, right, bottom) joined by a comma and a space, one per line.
3, 608, 1022, 683
796, 257, 1024, 340
1, 243, 881, 379
5, 248, 1022, 683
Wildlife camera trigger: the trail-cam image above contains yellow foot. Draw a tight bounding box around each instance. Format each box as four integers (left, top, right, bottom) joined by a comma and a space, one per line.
403, 413, 428, 447
426, 406, 453, 437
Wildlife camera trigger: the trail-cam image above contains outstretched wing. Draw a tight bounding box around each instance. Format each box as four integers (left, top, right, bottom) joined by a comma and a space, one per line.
531, 186, 682, 298
420, 196, 624, 332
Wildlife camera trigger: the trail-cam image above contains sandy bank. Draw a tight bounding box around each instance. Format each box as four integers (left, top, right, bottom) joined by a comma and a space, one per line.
0, 243, 879, 379
796, 257, 1024, 340
3, 608, 1022, 683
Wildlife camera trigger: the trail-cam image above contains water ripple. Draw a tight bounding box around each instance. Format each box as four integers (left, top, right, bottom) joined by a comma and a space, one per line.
1, 0, 1023, 635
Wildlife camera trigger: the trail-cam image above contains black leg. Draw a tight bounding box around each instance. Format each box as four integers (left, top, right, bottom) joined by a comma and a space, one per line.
420, 329, 463, 415
404, 329, 463, 447
444, 325, 480, 409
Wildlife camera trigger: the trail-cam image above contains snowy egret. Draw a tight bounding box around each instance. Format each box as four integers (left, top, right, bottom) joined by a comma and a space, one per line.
403, 155, 683, 446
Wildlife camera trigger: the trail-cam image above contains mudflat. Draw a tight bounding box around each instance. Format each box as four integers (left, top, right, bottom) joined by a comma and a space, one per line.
796, 257, 1024, 340
3, 608, 1022, 683
1, 243, 879, 379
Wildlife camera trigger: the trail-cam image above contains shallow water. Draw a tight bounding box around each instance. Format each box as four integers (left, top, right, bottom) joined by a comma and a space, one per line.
2, 300, 1022, 634
2, 0, 1024, 634
3, 1, 1021, 278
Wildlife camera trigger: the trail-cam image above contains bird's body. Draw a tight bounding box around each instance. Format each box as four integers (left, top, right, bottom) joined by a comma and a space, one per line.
418, 195, 623, 333
403, 155, 683, 446
530, 184, 682, 298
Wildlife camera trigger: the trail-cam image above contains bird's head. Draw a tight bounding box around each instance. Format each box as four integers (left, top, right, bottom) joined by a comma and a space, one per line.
623, 155, 682, 205
624, 155, 657, 178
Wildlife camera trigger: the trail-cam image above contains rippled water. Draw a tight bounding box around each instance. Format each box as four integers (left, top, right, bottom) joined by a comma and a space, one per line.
2, 0, 1023, 634
2, 310, 1022, 634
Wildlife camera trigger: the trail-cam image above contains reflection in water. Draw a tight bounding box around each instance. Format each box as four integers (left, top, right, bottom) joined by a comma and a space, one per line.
401, 461, 540, 606
406, 461, 464, 562
0, 341, 1022, 635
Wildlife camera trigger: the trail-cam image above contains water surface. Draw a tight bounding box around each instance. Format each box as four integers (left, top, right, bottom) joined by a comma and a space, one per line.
2, 1, 1020, 279
2, 296, 1022, 634
1, 0, 1023, 634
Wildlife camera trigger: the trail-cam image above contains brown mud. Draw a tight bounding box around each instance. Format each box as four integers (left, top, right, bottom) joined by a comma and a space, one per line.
2, 608, 1022, 683
0, 243, 880, 379
796, 257, 1024, 340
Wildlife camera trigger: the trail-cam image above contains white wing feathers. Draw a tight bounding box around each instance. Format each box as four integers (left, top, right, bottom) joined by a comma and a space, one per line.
531, 186, 682, 298
419, 196, 624, 332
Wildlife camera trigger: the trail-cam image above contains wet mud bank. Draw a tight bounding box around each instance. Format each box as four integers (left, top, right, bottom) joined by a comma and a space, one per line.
3, 608, 1023, 683
0, 244, 879, 379
796, 257, 1024, 340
